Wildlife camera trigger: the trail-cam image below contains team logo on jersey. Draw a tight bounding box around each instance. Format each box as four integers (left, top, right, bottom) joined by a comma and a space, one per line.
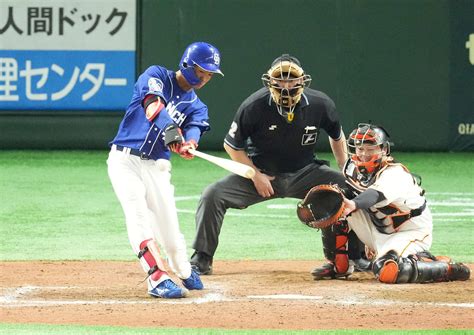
301, 126, 318, 146
148, 78, 164, 94
302, 133, 317, 145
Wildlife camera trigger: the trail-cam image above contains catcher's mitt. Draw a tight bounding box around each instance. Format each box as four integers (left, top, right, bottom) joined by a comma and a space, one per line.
297, 184, 345, 229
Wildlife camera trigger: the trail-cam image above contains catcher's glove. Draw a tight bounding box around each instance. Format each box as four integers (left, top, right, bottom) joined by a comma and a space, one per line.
297, 184, 345, 229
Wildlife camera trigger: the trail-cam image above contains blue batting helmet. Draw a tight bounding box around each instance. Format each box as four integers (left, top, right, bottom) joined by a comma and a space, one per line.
179, 42, 224, 86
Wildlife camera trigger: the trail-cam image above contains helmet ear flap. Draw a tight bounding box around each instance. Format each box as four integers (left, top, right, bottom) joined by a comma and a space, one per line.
179, 42, 224, 86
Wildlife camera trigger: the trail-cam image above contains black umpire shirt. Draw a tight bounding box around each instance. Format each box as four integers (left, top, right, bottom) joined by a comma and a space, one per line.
224, 87, 342, 174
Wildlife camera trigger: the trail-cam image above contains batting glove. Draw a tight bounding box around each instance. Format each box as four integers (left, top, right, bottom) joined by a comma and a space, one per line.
177, 140, 198, 160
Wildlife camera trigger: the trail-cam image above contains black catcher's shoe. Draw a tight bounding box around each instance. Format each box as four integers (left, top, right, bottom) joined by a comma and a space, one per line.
190, 251, 213, 275
447, 263, 471, 281
311, 262, 354, 280
353, 258, 373, 272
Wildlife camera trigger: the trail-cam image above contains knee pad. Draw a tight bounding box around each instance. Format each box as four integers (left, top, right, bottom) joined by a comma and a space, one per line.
373, 250, 400, 284
374, 252, 423, 284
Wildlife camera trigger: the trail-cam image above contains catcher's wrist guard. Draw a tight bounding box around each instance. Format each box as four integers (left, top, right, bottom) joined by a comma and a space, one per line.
297, 184, 345, 229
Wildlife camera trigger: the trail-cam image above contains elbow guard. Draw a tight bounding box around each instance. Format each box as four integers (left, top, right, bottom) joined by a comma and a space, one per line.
143, 95, 165, 121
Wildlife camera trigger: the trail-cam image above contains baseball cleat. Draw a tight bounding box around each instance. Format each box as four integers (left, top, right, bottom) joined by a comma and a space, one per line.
353, 258, 373, 272
190, 251, 213, 275
182, 269, 204, 290
148, 279, 188, 299
311, 262, 354, 280
447, 263, 471, 281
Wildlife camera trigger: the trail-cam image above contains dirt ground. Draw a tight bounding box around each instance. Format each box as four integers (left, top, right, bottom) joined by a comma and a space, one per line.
1, 260, 473, 330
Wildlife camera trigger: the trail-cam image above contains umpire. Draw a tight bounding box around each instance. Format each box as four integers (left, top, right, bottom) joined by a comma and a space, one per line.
191, 54, 356, 277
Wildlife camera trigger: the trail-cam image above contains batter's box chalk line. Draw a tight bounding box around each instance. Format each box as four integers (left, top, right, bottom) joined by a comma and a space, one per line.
1, 285, 473, 308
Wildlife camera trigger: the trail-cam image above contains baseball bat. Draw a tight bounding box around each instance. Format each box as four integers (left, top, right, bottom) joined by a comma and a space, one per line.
188, 149, 256, 179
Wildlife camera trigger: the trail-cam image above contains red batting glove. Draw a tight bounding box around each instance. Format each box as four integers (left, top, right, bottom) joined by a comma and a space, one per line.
178, 140, 198, 160
168, 142, 182, 154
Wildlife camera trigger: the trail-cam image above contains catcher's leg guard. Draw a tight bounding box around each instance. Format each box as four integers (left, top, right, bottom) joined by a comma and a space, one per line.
415, 251, 453, 263
373, 251, 469, 283
321, 225, 337, 261
373, 251, 422, 283
333, 220, 350, 274
373, 250, 402, 283
446, 263, 471, 281
138, 239, 168, 281
414, 260, 450, 283
312, 220, 351, 279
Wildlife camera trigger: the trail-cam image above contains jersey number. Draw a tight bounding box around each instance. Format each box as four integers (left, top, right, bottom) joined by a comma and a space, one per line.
228, 121, 238, 138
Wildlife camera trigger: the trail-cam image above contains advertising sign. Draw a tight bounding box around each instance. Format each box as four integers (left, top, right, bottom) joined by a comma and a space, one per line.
0, 0, 136, 110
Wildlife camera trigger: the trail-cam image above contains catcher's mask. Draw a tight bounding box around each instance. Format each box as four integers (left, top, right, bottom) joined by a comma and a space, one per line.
179, 42, 224, 86
261, 54, 311, 123
348, 123, 392, 177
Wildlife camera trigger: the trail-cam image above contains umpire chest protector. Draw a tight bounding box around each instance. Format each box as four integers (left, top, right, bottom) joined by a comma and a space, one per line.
225, 87, 341, 174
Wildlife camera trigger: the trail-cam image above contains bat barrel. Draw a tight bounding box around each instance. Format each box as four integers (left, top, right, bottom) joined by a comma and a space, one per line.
188, 149, 255, 179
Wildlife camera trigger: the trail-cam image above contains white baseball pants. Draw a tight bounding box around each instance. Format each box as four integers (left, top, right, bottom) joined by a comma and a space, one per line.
347, 209, 433, 259
107, 146, 191, 289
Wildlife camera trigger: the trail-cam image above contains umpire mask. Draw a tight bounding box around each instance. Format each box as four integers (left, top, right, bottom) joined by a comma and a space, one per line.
262, 54, 311, 123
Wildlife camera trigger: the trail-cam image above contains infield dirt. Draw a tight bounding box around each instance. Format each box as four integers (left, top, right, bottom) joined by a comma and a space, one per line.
1, 260, 473, 330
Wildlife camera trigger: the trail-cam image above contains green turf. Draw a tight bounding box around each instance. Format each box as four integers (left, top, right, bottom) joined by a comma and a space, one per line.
0, 323, 472, 335
0, 151, 473, 335
0, 151, 473, 262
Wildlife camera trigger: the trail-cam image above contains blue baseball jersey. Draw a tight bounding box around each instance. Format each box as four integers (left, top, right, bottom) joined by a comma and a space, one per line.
110, 65, 210, 160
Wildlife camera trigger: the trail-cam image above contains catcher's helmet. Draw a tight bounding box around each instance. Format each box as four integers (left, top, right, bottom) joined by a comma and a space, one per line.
261, 54, 311, 123
348, 123, 391, 176
179, 42, 224, 86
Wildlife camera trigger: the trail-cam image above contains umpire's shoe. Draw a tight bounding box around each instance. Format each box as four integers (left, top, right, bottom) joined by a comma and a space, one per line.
447, 263, 471, 281
148, 279, 188, 299
182, 269, 204, 290
190, 251, 213, 275
312, 262, 354, 280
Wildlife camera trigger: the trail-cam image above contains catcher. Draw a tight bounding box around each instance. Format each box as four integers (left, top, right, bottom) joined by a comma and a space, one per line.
298, 123, 470, 283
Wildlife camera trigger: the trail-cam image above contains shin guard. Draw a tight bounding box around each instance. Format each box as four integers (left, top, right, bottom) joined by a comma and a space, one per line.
374, 251, 452, 284
413, 260, 449, 283
321, 220, 350, 274
138, 239, 168, 281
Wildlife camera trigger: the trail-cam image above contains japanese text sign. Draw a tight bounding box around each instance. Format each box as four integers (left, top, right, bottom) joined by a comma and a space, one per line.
0, 0, 136, 110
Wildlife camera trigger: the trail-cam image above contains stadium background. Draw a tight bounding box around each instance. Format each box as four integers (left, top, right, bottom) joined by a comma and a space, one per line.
0, 0, 472, 152
1, 1, 473, 333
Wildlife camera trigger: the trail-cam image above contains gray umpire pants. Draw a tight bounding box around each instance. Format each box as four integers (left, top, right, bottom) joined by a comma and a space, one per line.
192, 162, 347, 257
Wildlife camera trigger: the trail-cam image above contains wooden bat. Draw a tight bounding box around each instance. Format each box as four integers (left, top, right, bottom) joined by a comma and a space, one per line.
188, 149, 256, 179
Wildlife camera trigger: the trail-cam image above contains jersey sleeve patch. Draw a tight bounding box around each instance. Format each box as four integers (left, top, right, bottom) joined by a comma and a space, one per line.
147, 77, 164, 95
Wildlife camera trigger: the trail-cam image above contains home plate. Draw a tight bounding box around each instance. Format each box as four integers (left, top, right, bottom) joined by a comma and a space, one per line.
247, 294, 323, 300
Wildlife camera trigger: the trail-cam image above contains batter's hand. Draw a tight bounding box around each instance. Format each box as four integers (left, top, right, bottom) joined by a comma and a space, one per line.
252, 171, 275, 198
177, 140, 198, 160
